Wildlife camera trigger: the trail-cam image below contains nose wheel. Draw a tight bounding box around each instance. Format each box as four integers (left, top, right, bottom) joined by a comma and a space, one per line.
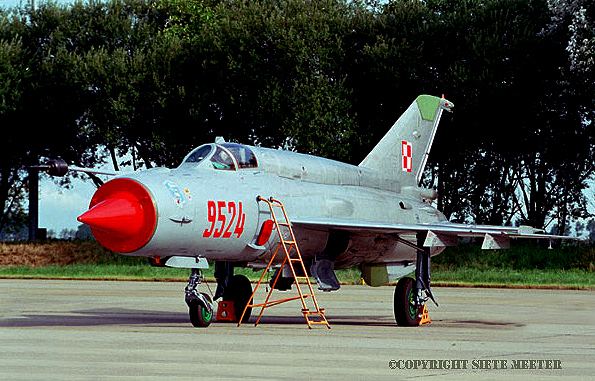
188, 294, 214, 327
185, 268, 214, 327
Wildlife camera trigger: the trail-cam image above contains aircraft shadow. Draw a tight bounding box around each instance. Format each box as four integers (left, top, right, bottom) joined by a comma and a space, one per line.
243, 316, 522, 329
0, 309, 523, 329
0, 308, 189, 328
0, 308, 398, 328
228, 314, 398, 327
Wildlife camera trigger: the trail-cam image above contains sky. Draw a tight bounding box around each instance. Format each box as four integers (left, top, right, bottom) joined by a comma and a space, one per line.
39, 172, 108, 235
38, 152, 137, 235
0, 0, 74, 9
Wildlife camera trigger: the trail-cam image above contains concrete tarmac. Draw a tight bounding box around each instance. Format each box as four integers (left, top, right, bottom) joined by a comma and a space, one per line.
0, 279, 594, 380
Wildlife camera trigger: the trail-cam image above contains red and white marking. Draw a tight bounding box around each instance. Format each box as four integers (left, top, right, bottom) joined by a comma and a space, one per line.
401, 140, 412, 172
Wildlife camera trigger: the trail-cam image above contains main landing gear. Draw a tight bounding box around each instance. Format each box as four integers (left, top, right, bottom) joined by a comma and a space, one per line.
214, 261, 253, 323
394, 277, 423, 326
393, 232, 438, 326
222, 274, 253, 323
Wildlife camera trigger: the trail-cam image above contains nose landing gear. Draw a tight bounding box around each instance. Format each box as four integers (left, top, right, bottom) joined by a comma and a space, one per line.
185, 268, 214, 327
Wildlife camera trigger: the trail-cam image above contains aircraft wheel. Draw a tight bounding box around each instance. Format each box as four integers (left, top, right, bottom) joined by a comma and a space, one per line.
224, 274, 252, 323
394, 277, 422, 326
189, 293, 213, 327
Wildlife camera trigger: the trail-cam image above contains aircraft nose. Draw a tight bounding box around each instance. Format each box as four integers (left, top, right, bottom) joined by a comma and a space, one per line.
77, 194, 145, 236
78, 178, 157, 253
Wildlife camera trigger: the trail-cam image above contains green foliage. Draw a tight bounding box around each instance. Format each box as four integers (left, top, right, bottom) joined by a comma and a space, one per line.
0, 34, 31, 233
158, 0, 216, 39
0, 37, 25, 114
0, 0, 593, 235
433, 243, 595, 271
417, 0, 593, 231
189, 0, 360, 161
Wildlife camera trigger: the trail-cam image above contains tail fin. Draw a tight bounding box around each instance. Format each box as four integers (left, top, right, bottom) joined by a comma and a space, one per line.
359, 95, 453, 187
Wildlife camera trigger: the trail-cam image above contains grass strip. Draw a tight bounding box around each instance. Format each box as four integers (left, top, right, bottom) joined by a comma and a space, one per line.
1, 264, 593, 289
2, 240, 594, 288
432, 268, 595, 289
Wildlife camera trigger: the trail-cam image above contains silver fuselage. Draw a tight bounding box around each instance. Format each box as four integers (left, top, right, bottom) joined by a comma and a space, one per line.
121, 144, 447, 268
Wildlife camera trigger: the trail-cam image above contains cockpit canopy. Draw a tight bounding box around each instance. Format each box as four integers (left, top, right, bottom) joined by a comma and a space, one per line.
222, 143, 258, 169
181, 143, 258, 171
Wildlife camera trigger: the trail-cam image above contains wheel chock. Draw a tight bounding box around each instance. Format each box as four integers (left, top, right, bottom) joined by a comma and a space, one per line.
216, 301, 236, 322
418, 304, 431, 325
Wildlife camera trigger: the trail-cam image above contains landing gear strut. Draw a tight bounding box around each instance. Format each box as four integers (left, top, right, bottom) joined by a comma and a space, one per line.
185, 268, 214, 327
224, 274, 253, 323
214, 261, 253, 323
393, 232, 438, 326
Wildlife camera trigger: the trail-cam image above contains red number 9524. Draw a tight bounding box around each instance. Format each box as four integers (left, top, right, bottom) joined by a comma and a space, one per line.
202, 201, 245, 238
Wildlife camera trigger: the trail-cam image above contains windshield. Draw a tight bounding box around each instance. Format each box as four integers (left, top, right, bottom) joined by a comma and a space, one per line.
184, 145, 212, 164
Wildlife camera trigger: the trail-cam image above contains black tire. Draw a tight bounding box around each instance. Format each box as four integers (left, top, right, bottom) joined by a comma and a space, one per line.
394, 277, 422, 326
189, 293, 213, 327
223, 274, 253, 323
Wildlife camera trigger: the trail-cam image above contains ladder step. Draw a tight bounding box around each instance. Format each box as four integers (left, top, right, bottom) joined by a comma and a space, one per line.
308, 321, 331, 326
302, 309, 325, 315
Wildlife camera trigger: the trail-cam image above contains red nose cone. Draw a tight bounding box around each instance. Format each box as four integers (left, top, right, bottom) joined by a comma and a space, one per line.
78, 178, 157, 253
78, 194, 145, 236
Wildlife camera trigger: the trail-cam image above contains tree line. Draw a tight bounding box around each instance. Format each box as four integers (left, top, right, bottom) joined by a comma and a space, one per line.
0, 0, 593, 236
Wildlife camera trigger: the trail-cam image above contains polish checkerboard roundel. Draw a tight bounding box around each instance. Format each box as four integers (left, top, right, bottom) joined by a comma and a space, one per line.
401, 140, 412, 172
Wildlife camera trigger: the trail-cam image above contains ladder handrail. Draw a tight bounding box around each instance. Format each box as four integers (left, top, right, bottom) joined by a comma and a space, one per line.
237, 196, 330, 329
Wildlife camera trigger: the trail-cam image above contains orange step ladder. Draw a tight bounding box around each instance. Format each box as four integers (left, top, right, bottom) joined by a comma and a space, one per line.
238, 196, 330, 329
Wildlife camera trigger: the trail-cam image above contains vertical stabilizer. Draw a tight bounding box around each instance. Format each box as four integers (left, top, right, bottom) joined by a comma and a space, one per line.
359, 95, 453, 187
